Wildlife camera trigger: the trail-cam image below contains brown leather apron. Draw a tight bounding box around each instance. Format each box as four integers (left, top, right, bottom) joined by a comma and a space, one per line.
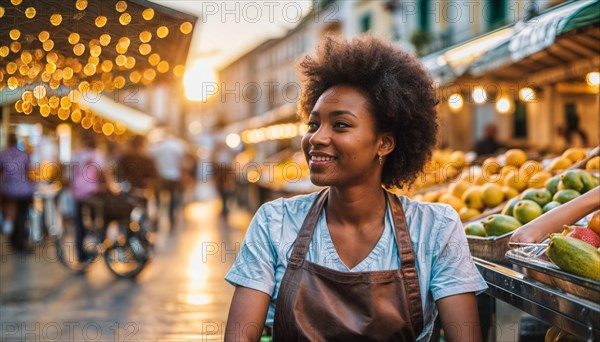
273, 189, 424, 341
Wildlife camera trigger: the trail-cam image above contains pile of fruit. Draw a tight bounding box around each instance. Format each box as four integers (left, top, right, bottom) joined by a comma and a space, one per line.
414, 147, 596, 221
546, 211, 600, 282
464, 169, 599, 238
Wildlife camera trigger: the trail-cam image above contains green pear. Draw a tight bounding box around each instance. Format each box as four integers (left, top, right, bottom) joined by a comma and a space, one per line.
560, 170, 584, 192
542, 201, 561, 213
482, 214, 522, 236
575, 170, 597, 193
545, 176, 561, 195
464, 222, 487, 237
513, 200, 543, 224
553, 189, 581, 204
501, 197, 521, 216
521, 188, 553, 208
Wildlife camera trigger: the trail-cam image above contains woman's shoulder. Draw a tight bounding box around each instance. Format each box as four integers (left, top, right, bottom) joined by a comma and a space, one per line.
258, 191, 321, 216
397, 194, 460, 226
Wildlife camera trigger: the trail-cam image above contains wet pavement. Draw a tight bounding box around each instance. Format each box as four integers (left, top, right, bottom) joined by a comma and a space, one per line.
0, 190, 247, 341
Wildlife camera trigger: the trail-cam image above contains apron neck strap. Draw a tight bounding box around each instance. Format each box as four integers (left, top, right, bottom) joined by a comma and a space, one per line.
289, 188, 329, 266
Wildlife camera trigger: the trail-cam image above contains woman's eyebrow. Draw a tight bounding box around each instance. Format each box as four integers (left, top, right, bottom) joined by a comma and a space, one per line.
309, 110, 356, 118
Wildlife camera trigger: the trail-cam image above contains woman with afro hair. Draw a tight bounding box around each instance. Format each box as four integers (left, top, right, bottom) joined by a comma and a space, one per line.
225, 35, 487, 342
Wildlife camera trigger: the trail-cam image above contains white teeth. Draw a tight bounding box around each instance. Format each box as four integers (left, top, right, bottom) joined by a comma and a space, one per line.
312, 156, 335, 162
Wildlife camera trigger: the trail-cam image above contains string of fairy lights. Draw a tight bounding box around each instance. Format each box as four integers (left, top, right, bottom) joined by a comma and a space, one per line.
0, 0, 195, 135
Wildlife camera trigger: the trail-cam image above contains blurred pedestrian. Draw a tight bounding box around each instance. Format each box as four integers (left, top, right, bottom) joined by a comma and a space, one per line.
212, 142, 236, 218
70, 131, 108, 262
474, 123, 504, 157
149, 128, 187, 229
0, 133, 35, 250
564, 103, 588, 147
225, 35, 486, 341
116, 135, 158, 192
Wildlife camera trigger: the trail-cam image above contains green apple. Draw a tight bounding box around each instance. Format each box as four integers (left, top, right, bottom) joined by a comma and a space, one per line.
542, 201, 561, 213
513, 200, 543, 224
464, 222, 487, 237
521, 188, 553, 208
553, 189, 580, 204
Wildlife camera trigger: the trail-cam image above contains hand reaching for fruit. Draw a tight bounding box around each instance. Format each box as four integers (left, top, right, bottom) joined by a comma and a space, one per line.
510, 187, 600, 244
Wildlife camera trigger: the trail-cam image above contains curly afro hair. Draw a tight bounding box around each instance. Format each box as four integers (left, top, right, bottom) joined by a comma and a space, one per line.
297, 35, 439, 189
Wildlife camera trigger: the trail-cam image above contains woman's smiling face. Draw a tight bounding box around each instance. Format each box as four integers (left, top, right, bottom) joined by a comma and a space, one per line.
302, 85, 383, 187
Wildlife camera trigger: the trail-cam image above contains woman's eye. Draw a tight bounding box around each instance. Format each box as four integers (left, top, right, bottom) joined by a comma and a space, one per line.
334, 122, 350, 129
307, 121, 319, 131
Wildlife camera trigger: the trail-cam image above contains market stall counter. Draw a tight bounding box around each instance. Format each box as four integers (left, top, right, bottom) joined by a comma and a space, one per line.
474, 257, 599, 341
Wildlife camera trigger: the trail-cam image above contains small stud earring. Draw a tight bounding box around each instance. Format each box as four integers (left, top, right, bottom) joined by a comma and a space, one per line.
378, 154, 383, 165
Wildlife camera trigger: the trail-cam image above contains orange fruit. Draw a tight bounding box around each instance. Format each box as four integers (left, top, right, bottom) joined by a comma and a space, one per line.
588, 211, 600, 235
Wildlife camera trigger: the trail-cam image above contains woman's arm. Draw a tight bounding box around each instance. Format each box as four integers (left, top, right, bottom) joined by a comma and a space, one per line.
225, 286, 271, 342
436, 293, 482, 342
510, 186, 600, 244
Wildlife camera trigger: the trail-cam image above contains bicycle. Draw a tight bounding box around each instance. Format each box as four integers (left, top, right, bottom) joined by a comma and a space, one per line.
53, 185, 155, 278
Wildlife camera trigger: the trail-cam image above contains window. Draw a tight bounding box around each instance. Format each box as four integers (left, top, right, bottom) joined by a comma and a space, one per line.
360, 12, 372, 33
488, 0, 506, 28
513, 101, 527, 138
419, 0, 429, 31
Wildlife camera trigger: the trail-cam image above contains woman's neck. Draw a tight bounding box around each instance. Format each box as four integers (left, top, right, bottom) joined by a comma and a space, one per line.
325, 185, 387, 229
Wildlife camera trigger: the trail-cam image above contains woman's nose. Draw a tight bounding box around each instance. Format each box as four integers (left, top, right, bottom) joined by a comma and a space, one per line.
308, 125, 330, 146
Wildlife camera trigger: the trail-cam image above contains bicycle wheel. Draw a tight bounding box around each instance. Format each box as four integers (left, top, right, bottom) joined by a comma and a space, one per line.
103, 223, 150, 278
53, 217, 97, 273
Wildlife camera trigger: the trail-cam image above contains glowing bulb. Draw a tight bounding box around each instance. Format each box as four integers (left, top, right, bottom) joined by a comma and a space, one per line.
11, 0, 22, 5
129, 71, 141, 83
148, 53, 160, 66
40, 105, 51, 117
95, 16, 107, 27
10, 41, 21, 53
90, 45, 101, 57
586, 72, 600, 86
226, 134, 241, 148
102, 123, 115, 136
42, 39, 54, 51
50, 13, 62, 26
119, 13, 131, 25
0, 46, 9, 57
63, 67, 74, 80
142, 8, 154, 20
496, 98, 511, 113
20, 51, 32, 64
113, 76, 126, 89
115, 1, 127, 12
472, 87, 486, 104
115, 55, 127, 66
9, 29, 20, 40
71, 110, 82, 123
38, 31, 50, 42
448, 94, 463, 110
83, 63, 96, 76
156, 26, 169, 38
73, 43, 85, 56
24, 7, 36, 18
157, 61, 169, 73
180, 22, 193, 34
125, 56, 136, 69
75, 0, 87, 10
173, 65, 185, 77
184, 60, 217, 101
8, 61, 19, 74
0, 7, 4, 18
101, 60, 113, 72
45, 63, 56, 73
68, 32, 80, 44
519, 87, 535, 102
100, 34, 111, 46
139, 44, 151, 55
139, 31, 152, 43
46, 52, 58, 63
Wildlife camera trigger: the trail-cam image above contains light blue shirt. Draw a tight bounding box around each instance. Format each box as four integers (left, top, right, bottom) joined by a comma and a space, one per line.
225, 192, 488, 341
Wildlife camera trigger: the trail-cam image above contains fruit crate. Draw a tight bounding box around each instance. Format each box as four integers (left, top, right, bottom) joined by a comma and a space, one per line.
506, 244, 600, 302
466, 231, 513, 264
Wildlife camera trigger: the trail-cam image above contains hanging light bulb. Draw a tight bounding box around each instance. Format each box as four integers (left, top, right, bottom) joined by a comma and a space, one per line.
20, 51, 32, 63
40, 105, 51, 117
45, 63, 56, 73
142, 8, 154, 20
113, 76, 125, 89
139, 44, 151, 55
71, 110, 82, 123
42, 39, 54, 51
139, 31, 152, 43
0, 46, 9, 57
148, 53, 160, 66
83, 63, 96, 76
0, 7, 5, 18
90, 45, 102, 57
173, 65, 185, 77
67, 32, 80, 44
116, 1, 127, 12
129, 71, 141, 83
95, 16, 107, 27
38, 31, 50, 42
100, 34, 111, 46
180, 22, 193, 34
73, 43, 85, 56
50, 13, 62, 26
101, 60, 113, 72
11, 0, 22, 5
125, 56, 136, 69
63, 67, 74, 80
24, 7, 36, 19
156, 26, 169, 38
46, 52, 58, 63
7, 77, 19, 89
75, 0, 88, 10
119, 13, 131, 25
9, 29, 21, 40
115, 54, 127, 66
102, 123, 115, 136
157, 61, 169, 73
10, 41, 21, 53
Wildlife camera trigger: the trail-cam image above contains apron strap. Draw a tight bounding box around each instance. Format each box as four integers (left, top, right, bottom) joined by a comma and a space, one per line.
288, 188, 329, 267
387, 191, 424, 335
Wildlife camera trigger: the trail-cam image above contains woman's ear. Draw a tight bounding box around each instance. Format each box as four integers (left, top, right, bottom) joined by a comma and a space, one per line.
379, 133, 396, 157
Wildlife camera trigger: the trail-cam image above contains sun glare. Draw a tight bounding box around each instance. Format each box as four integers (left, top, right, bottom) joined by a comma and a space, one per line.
184, 60, 217, 101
